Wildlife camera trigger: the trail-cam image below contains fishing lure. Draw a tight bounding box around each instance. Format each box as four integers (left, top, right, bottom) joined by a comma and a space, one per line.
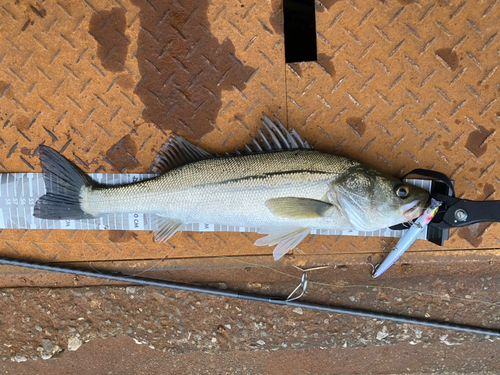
372, 198, 441, 278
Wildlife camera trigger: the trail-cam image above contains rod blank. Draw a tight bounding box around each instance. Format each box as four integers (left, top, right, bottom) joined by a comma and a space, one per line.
0, 256, 497, 337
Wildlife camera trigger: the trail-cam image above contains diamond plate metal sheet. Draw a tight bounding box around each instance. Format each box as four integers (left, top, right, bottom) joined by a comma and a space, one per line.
285, 0, 500, 255
1, 0, 499, 266
0, 0, 286, 262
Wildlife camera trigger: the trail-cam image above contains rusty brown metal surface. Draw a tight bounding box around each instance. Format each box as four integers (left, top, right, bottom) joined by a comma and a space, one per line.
0, 0, 286, 262
0, 0, 499, 267
286, 0, 500, 254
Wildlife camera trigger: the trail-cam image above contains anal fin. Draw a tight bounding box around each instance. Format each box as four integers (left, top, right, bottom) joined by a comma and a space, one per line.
254, 226, 310, 260
153, 215, 183, 243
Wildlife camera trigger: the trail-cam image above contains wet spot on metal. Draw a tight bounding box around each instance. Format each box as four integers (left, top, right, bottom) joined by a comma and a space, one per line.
465, 126, 493, 158
436, 48, 459, 71
108, 230, 138, 243
316, 0, 341, 12
288, 63, 302, 78
89, 8, 129, 73
345, 117, 366, 137
105, 135, 139, 172
118, 75, 135, 91
458, 223, 490, 247
15, 115, 31, 132
317, 53, 335, 77
483, 183, 495, 200
269, 0, 284, 34
131, 0, 255, 141
0, 81, 13, 100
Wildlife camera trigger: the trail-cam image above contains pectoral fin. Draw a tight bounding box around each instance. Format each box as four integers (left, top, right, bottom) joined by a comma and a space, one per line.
254, 226, 310, 260
153, 215, 183, 242
265, 198, 333, 219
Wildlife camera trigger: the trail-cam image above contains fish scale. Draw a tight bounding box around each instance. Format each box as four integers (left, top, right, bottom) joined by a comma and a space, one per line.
85, 150, 357, 229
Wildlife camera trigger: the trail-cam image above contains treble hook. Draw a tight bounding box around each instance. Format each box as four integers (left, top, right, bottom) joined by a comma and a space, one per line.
366, 262, 380, 278
286, 272, 308, 301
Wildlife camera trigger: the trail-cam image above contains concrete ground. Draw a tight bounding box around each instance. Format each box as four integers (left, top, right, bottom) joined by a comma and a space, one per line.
0, 252, 499, 374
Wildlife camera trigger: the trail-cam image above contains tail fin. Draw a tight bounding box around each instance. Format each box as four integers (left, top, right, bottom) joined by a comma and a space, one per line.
34, 146, 96, 220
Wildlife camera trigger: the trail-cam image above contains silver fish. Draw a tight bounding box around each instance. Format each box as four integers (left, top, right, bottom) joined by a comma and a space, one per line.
34, 115, 429, 260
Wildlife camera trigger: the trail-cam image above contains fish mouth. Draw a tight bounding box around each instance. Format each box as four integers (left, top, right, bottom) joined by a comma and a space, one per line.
401, 199, 426, 221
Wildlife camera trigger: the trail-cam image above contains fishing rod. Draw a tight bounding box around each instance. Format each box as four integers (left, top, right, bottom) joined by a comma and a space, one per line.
0, 255, 497, 338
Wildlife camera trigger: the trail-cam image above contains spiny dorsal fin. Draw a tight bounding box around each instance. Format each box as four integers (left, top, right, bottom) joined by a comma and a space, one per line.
149, 135, 212, 174
150, 114, 310, 173
237, 113, 312, 155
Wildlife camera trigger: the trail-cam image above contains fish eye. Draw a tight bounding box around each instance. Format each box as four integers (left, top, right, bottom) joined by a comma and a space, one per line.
394, 184, 410, 198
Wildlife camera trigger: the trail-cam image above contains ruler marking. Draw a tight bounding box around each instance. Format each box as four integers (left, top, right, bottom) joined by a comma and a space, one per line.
15, 207, 20, 229
8, 207, 12, 229
28, 173, 33, 199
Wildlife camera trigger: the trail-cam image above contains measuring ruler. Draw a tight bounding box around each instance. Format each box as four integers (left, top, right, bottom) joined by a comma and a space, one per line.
0, 173, 430, 239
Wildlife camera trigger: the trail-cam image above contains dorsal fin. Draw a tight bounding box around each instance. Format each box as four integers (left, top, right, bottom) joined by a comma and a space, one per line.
150, 114, 310, 173
149, 135, 212, 174
238, 113, 312, 155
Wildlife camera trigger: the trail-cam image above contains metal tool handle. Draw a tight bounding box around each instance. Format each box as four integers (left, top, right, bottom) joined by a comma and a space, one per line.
439, 198, 500, 228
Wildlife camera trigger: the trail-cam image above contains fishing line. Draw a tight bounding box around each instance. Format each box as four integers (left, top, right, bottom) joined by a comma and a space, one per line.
221, 255, 500, 308
5, 234, 498, 309
79, 227, 175, 278
80, 229, 106, 276
127, 235, 176, 277
0, 255, 497, 337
